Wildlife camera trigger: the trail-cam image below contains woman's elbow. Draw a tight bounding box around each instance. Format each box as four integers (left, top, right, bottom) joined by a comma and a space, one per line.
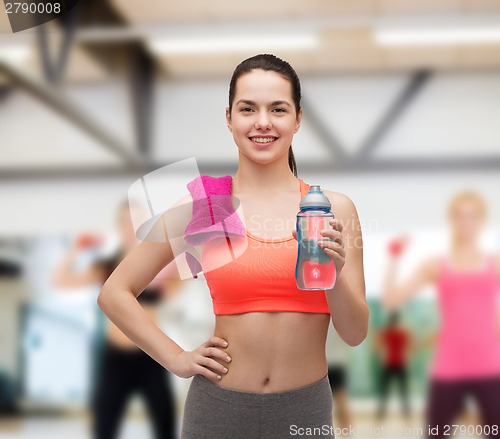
345, 325, 368, 347
97, 284, 135, 314
97, 286, 112, 313
347, 330, 368, 347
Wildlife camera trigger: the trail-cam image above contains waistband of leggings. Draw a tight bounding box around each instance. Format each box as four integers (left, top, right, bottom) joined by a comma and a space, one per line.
191, 373, 330, 404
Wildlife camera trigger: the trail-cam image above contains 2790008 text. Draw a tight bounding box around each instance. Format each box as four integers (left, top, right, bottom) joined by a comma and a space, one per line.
5, 2, 61, 14
439, 424, 498, 436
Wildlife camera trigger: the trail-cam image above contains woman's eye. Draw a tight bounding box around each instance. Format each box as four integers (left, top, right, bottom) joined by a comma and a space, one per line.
272, 108, 287, 113
240, 107, 253, 112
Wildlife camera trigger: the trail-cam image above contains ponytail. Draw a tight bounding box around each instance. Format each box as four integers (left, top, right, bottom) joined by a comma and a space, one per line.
288, 146, 297, 177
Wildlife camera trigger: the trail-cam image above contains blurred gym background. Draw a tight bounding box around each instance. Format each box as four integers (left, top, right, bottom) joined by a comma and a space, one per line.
1, 1, 499, 438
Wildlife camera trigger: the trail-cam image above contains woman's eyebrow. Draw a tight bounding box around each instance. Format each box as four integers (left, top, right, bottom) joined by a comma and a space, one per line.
235, 99, 256, 106
235, 99, 292, 107
270, 100, 292, 107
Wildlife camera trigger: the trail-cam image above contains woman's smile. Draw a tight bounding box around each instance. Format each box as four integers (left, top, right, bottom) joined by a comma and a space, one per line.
248, 135, 279, 148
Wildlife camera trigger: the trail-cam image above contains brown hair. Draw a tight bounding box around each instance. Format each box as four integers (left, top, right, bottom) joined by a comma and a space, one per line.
228, 54, 301, 177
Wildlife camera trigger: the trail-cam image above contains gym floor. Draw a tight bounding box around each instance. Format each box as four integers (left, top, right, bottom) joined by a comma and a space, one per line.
0, 399, 484, 439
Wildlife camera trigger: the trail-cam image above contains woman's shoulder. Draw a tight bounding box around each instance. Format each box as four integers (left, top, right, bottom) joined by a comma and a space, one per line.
421, 254, 442, 281
322, 189, 358, 215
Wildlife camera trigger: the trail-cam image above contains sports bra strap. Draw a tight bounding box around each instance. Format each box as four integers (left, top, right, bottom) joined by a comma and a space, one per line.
299, 179, 310, 197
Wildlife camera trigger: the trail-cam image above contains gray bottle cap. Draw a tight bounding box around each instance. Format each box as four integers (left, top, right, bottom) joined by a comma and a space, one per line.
300, 185, 331, 209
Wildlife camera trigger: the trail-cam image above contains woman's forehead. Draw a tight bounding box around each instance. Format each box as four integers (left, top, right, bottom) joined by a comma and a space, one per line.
234, 70, 293, 101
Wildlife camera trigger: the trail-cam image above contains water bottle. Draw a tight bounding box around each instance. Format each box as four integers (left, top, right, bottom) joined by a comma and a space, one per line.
295, 185, 336, 290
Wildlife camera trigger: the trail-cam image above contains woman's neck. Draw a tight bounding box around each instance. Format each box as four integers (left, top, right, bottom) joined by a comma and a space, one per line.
451, 239, 481, 258
233, 152, 297, 195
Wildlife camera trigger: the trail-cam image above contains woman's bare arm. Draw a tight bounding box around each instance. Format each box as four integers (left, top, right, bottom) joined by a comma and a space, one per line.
324, 192, 369, 347
51, 245, 104, 289
97, 212, 232, 382
98, 238, 183, 367
382, 253, 439, 311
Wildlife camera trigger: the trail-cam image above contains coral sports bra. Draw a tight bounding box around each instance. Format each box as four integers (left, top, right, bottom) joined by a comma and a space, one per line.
201, 179, 331, 316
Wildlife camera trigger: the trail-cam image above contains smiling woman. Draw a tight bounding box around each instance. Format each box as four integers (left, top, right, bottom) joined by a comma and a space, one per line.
227, 54, 302, 176
97, 54, 368, 439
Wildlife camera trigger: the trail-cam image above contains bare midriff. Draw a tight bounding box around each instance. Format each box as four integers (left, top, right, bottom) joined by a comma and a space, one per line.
214, 312, 330, 393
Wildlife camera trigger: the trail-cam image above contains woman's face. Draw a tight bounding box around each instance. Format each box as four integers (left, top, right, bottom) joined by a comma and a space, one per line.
449, 199, 485, 243
226, 69, 302, 166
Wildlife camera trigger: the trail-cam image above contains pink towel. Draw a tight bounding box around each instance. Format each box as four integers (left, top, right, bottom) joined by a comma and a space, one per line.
184, 175, 245, 278
184, 175, 245, 245
185, 251, 203, 279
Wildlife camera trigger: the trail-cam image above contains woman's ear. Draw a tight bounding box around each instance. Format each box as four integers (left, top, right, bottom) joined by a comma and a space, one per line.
294, 107, 303, 133
226, 107, 232, 132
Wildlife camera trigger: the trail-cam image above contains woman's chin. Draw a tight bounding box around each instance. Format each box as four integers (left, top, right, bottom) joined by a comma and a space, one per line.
239, 147, 289, 166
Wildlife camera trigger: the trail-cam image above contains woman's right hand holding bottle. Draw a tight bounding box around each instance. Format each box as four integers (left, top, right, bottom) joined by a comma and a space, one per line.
170, 336, 231, 382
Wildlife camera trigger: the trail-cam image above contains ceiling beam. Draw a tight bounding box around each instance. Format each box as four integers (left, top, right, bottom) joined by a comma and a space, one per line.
50, 0, 158, 160
36, 6, 79, 84
0, 60, 142, 168
301, 96, 347, 160
128, 47, 155, 159
356, 69, 432, 158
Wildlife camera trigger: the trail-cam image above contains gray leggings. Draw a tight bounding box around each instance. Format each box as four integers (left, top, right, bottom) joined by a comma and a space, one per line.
181, 374, 335, 439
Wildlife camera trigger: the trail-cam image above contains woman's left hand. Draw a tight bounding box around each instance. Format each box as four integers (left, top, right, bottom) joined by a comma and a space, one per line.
292, 218, 346, 277
319, 218, 346, 277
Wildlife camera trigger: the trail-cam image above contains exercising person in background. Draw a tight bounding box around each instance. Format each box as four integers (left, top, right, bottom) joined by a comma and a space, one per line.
382, 191, 500, 439
52, 200, 179, 439
376, 311, 412, 420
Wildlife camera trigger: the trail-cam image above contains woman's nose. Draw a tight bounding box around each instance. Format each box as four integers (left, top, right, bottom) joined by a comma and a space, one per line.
255, 112, 272, 129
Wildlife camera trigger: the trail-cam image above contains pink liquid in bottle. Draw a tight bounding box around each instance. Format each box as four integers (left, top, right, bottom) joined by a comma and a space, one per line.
302, 260, 336, 290
295, 185, 336, 290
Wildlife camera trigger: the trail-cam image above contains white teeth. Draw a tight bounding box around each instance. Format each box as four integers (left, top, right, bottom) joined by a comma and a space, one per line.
251, 137, 276, 143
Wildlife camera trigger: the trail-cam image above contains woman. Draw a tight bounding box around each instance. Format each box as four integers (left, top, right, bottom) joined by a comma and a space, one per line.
98, 54, 368, 439
383, 191, 500, 438
52, 201, 177, 439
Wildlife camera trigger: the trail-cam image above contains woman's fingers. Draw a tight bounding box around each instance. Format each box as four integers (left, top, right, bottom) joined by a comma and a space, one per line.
318, 219, 346, 264
323, 246, 345, 261
195, 336, 231, 380
204, 346, 231, 363
329, 218, 343, 232
199, 355, 229, 375
320, 229, 343, 246
203, 336, 228, 348
194, 364, 223, 382
319, 240, 345, 257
